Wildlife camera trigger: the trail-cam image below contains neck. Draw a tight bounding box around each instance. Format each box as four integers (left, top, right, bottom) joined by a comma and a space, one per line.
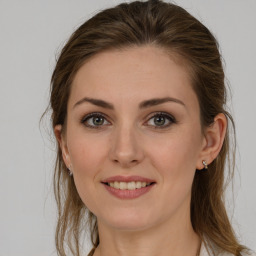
93, 211, 201, 256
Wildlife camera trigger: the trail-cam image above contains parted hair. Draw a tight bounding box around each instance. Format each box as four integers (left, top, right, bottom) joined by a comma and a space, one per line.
49, 1, 245, 255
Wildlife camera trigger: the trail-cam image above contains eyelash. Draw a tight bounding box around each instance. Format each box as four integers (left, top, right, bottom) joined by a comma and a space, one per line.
81, 111, 177, 130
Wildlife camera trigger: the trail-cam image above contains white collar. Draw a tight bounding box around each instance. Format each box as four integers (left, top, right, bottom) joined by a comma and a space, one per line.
199, 241, 210, 256
199, 240, 222, 256
199, 240, 241, 256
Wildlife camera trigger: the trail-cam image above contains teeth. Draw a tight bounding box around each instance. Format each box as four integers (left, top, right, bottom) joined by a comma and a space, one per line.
127, 181, 135, 190
120, 182, 127, 190
136, 181, 142, 189
114, 181, 119, 189
107, 181, 151, 190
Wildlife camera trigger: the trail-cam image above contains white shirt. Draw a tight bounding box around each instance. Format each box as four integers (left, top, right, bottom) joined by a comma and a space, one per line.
199, 241, 256, 256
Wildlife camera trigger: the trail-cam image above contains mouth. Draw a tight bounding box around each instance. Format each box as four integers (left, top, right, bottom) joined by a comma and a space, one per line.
102, 181, 156, 190
101, 176, 156, 199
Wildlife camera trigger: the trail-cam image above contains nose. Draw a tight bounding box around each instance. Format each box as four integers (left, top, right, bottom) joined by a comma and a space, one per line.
108, 124, 144, 168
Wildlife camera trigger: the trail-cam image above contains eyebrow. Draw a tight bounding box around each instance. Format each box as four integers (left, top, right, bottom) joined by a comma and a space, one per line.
73, 96, 186, 110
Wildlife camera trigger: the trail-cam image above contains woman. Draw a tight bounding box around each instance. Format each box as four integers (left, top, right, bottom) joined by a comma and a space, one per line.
48, 0, 255, 255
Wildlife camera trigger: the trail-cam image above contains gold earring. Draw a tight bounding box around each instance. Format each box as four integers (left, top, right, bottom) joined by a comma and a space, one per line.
202, 160, 208, 170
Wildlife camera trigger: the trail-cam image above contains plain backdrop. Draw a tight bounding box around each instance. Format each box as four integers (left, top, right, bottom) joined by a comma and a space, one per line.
0, 0, 255, 255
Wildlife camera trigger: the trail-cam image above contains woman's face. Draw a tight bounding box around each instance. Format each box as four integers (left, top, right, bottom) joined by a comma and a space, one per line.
58, 46, 208, 231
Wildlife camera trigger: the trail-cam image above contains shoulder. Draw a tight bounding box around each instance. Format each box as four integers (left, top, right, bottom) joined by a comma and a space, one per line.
240, 250, 256, 256
223, 250, 256, 256
221, 249, 256, 256
200, 240, 256, 256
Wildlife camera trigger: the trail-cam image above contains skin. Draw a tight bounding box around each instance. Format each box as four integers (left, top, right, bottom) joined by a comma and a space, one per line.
55, 46, 227, 256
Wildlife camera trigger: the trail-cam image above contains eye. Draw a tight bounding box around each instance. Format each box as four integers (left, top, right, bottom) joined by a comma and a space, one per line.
81, 112, 110, 129
146, 112, 176, 129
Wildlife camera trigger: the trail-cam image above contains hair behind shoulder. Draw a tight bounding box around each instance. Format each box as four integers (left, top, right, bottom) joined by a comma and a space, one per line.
48, 1, 246, 255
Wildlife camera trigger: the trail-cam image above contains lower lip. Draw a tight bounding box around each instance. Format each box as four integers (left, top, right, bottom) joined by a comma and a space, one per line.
102, 183, 155, 199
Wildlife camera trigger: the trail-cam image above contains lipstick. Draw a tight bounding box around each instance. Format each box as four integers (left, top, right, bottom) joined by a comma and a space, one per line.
101, 175, 156, 199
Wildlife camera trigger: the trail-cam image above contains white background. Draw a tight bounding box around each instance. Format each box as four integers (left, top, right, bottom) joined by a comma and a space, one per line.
0, 0, 255, 255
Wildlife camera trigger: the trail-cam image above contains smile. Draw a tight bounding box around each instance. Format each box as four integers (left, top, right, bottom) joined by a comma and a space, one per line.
105, 181, 153, 190
101, 176, 156, 199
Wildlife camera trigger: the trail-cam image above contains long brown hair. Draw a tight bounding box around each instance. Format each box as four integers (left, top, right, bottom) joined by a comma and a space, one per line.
48, 1, 245, 255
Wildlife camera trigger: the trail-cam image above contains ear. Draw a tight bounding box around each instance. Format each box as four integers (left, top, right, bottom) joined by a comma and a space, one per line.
196, 113, 227, 170
54, 124, 71, 169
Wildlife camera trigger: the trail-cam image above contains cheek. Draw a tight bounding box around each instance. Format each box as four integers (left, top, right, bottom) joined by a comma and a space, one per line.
67, 134, 109, 209
152, 127, 201, 169
68, 134, 107, 174
149, 127, 202, 193
143, 130, 201, 219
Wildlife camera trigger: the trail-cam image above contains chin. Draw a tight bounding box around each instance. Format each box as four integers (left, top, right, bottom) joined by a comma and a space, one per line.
98, 208, 157, 231
109, 219, 151, 231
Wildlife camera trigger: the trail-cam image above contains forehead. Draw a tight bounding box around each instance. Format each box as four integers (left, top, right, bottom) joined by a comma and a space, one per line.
70, 46, 198, 111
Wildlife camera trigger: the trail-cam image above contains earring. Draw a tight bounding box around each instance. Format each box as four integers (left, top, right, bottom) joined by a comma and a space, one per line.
202, 160, 208, 170
68, 165, 73, 176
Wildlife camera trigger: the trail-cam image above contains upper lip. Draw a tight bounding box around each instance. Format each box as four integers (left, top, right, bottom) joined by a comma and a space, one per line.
101, 175, 156, 183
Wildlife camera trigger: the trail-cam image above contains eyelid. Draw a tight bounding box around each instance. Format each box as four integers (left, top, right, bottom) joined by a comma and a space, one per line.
145, 111, 176, 129
80, 111, 176, 129
147, 111, 175, 120
81, 112, 111, 129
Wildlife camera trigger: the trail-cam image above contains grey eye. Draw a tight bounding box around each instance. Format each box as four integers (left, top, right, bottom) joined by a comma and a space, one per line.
82, 113, 110, 128
92, 116, 105, 126
153, 116, 166, 126
147, 112, 176, 129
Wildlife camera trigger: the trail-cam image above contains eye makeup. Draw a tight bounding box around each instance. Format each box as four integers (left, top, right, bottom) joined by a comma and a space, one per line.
80, 111, 177, 130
